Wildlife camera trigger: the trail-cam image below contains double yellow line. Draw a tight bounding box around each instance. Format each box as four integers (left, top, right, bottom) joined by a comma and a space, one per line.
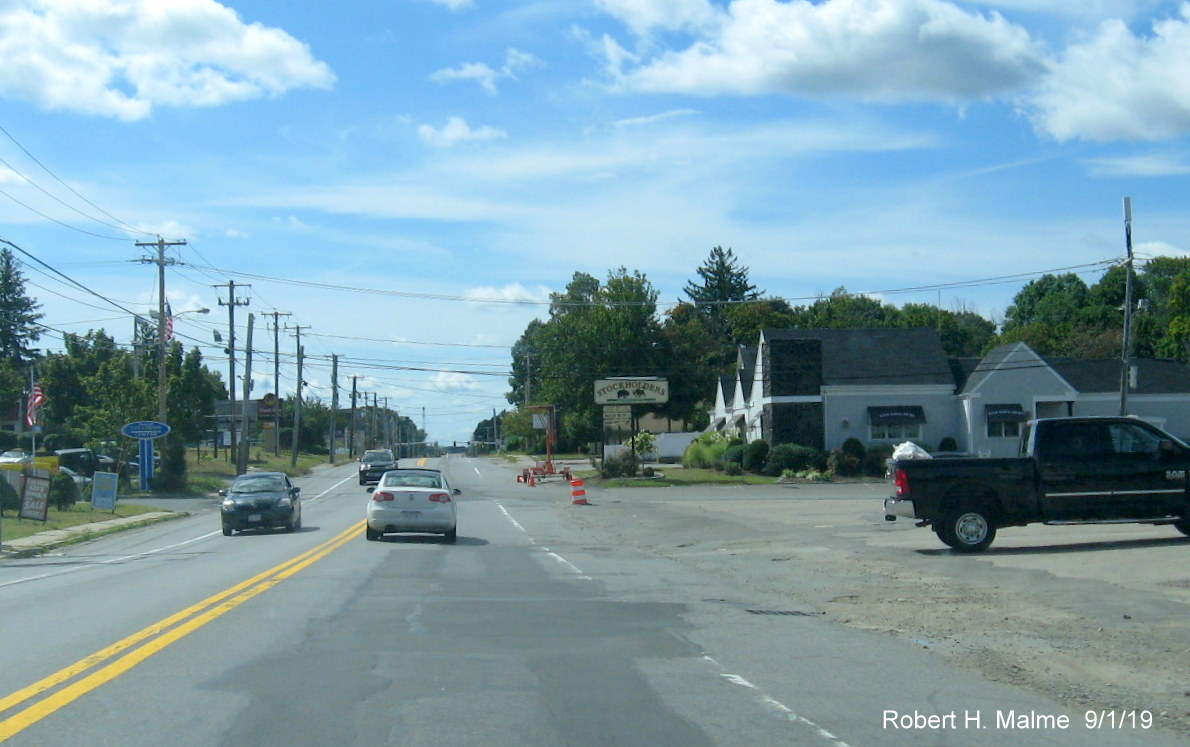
0, 521, 363, 741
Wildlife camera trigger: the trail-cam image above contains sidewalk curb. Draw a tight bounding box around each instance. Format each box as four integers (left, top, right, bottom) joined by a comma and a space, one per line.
0, 511, 186, 559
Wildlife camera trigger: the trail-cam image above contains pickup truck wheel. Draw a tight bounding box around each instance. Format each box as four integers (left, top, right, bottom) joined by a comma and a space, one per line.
938, 506, 996, 552
1174, 518, 1190, 537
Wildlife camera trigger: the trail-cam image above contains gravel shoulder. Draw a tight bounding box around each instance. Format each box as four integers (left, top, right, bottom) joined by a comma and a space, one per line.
558, 480, 1190, 736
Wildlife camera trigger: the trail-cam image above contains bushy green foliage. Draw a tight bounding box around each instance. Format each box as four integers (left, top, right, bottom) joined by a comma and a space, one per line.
863, 445, 895, 476
937, 436, 958, 452
827, 449, 862, 476
764, 444, 825, 477
682, 431, 738, 469
724, 461, 743, 476
743, 439, 770, 472
841, 437, 866, 461
50, 471, 79, 510
601, 449, 638, 478
723, 444, 745, 468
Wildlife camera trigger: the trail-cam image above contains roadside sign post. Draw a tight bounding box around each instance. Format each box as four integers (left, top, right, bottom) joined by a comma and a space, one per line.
91, 471, 119, 512
121, 421, 171, 491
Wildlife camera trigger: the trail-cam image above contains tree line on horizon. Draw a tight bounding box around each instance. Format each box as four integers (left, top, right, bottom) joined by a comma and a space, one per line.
494, 247, 1190, 452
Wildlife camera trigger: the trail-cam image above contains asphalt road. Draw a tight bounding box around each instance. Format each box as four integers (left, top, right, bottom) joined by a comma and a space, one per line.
0, 456, 1180, 746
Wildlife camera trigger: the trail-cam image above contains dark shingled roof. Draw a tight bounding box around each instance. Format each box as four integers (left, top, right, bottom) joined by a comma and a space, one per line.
762, 328, 954, 387
1043, 356, 1190, 394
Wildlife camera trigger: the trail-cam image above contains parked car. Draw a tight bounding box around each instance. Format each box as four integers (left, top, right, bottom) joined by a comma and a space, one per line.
0, 450, 30, 464
358, 448, 398, 485
365, 468, 458, 542
220, 472, 302, 536
885, 416, 1190, 552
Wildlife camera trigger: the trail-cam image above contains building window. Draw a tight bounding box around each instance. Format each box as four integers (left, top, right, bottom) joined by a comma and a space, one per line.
987, 420, 1020, 439
985, 403, 1026, 439
870, 423, 922, 441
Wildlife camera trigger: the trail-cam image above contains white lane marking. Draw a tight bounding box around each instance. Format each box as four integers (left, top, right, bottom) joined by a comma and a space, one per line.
705, 656, 852, 746
0, 531, 222, 588
308, 473, 358, 501
495, 501, 591, 581
0, 470, 359, 588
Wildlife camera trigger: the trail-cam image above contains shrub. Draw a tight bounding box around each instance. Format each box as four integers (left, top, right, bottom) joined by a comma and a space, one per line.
50, 471, 80, 511
0, 476, 19, 514
827, 449, 862, 476
682, 441, 712, 469
684, 431, 736, 469
764, 443, 825, 477
841, 437, 866, 461
724, 461, 743, 476
743, 440, 770, 472
641, 466, 655, 477
628, 431, 656, 461
602, 449, 638, 478
723, 444, 745, 467
863, 445, 895, 476
937, 436, 958, 452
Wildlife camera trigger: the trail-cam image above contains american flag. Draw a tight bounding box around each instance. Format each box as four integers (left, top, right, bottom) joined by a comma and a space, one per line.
26, 382, 45, 426
164, 302, 174, 343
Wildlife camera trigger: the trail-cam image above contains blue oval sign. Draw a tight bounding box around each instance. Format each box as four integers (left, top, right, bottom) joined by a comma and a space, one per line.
122, 420, 171, 440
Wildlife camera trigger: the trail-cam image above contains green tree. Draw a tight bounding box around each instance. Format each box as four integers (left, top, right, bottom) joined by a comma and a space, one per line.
684, 246, 760, 338
0, 247, 43, 362
790, 288, 900, 329
513, 268, 666, 450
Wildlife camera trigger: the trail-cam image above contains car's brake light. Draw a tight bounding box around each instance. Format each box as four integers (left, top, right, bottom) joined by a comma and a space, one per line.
372, 491, 396, 502
894, 468, 909, 497
428, 492, 451, 503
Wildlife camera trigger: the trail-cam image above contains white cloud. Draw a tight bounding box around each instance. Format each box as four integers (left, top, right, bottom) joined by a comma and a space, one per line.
614, 108, 699, 127
463, 284, 553, 304
429, 47, 542, 94
1028, 6, 1190, 141
429, 0, 476, 11
595, 0, 720, 36
602, 0, 1045, 101
431, 371, 480, 392
418, 117, 508, 148
1084, 152, 1190, 177
0, 0, 335, 120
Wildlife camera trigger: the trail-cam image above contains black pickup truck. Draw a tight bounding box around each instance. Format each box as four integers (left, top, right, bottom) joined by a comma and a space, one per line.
885, 416, 1190, 551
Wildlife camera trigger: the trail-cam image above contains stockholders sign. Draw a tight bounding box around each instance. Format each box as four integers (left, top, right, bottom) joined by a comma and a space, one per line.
594, 378, 669, 405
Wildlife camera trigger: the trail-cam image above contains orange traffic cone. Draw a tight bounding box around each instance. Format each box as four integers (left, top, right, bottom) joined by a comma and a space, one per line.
529, 471, 537, 487
570, 478, 588, 505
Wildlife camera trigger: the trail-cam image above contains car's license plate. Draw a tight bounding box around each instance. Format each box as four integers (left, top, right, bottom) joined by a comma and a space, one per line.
248, 513, 261, 522
400, 511, 421, 519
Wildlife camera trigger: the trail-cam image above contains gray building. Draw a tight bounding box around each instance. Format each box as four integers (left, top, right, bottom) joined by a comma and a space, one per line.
709, 330, 1190, 457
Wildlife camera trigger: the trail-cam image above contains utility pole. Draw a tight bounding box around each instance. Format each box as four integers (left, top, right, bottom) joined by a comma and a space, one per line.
136, 237, 185, 424
349, 375, 359, 458
266, 311, 291, 456
1120, 197, 1135, 416
237, 314, 255, 476
215, 281, 250, 459
525, 353, 533, 405
289, 324, 310, 470
329, 354, 339, 465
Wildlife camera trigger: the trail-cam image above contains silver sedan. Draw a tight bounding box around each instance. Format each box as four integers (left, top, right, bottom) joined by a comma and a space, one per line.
365, 468, 458, 542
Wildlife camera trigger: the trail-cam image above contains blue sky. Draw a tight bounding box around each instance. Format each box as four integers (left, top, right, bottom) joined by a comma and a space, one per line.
2, 0, 1189, 444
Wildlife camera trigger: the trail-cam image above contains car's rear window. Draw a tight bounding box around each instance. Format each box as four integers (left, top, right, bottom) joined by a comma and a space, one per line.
231, 477, 286, 493
380, 472, 441, 489
363, 450, 395, 461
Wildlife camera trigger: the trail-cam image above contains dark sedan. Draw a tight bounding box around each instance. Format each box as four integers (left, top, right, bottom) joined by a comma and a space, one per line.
220, 472, 302, 536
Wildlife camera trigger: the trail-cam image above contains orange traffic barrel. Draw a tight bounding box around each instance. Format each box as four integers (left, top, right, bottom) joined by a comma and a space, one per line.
570, 478, 588, 505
